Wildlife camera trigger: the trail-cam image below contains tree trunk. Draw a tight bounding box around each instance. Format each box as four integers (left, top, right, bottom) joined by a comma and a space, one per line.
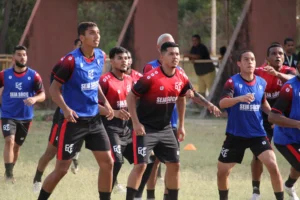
0, 0, 13, 53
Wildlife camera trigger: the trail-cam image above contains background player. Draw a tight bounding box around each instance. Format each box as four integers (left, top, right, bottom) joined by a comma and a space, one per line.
125, 51, 143, 84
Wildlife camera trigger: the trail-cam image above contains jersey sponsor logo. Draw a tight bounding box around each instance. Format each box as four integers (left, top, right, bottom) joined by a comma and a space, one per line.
138, 147, 147, 157
156, 96, 178, 104
15, 82, 22, 90
65, 144, 74, 154
117, 100, 127, 108
239, 104, 260, 111
10, 92, 29, 98
81, 81, 98, 91
221, 147, 229, 158
88, 69, 94, 79
113, 145, 121, 154
175, 82, 183, 92
3, 124, 10, 131
266, 91, 280, 99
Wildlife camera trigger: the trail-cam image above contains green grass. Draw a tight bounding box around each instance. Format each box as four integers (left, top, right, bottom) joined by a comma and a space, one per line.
0, 117, 294, 200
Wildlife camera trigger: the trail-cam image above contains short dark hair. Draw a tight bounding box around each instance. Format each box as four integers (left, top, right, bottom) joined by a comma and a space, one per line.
13, 45, 27, 53
74, 38, 81, 46
77, 22, 97, 36
160, 42, 179, 54
219, 46, 226, 56
237, 50, 254, 61
284, 37, 294, 45
192, 34, 201, 41
267, 44, 283, 56
109, 46, 128, 59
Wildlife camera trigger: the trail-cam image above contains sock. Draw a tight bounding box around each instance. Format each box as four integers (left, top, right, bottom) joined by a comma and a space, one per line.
126, 187, 138, 200
274, 191, 284, 200
219, 190, 228, 200
147, 189, 155, 199
252, 180, 260, 194
5, 163, 14, 178
37, 189, 51, 200
99, 191, 111, 200
136, 163, 154, 198
112, 162, 122, 189
163, 194, 168, 200
285, 176, 298, 188
168, 189, 178, 200
33, 169, 44, 183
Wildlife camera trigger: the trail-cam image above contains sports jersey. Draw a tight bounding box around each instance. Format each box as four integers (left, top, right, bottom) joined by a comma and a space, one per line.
0, 67, 44, 120
272, 77, 300, 145
132, 67, 191, 130
100, 72, 133, 134
221, 74, 267, 138
129, 69, 142, 84
54, 48, 105, 117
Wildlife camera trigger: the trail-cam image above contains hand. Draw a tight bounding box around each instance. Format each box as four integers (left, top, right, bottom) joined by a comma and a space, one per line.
238, 93, 255, 104
207, 104, 222, 117
185, 89, 194, 98
177, 126, 186, 142
263, 65, 278, 77
23, 97, 37, 106
114, 109, 131, 120
63, 107, 79, 123
104, 102, 114, 120
133, 122, 146, 136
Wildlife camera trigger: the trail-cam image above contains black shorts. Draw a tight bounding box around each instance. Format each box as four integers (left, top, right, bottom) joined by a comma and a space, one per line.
218, 134, 272, 164
108, 129, 134, 164
1, 118, 32, 146
57, 115, 110, 160
48, 107, 61, 147
275, 143, 300, 172
133, 125, 179, 164
262, 112, 273, 141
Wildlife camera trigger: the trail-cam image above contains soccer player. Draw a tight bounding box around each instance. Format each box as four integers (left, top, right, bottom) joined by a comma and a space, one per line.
1, 45, 45, 183
37, 22, 114, 200
251, 43, 296, 199
269, 74, 300, 200
126, 42, 192, 200
217, 50, 283, 200
32, 38, 82, 193
126, 51, 143, 84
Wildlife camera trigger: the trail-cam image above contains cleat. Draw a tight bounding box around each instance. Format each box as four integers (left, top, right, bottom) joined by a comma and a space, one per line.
114, 183, 126, 193
250, 193, 260, 200
33, 181, 42, 193
285, 185, 300, 200
71, 159, 79, 174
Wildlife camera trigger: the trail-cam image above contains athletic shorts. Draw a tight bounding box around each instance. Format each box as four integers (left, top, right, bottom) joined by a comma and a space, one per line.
56, 115, 110, 160
48, 107, 61, 147
1, 118, 32, 146
275, 143, 300, 172
218, 133, 272, 164
133, 124, 179, 164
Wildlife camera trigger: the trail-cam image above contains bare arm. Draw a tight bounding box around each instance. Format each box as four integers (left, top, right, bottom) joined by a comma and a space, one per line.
32, 91, 46, 102
49, 80, 69, 112
127, 91, 145, 135
269, 112, 300, 129
98, 85, 113, 119
176, 96, 186, 141
219, 94, 254, 109
277, 73, 294, 82
261, 99, 271, 115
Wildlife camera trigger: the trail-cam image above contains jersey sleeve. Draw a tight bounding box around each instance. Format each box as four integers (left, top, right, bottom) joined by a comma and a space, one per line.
99, 75, 109, 95
132, 75, 151, 97
271, 84, 293, 114
143, 64, 154, 74
33, 72, 45, 94
0, 71, 4, 87
220, 78, 234, 99
179, 74, 193, 96
286, 67, 297, 75
54, 55, 75, 84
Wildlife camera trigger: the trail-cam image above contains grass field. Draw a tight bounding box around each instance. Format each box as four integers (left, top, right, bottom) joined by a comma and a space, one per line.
0, 114, 294, 200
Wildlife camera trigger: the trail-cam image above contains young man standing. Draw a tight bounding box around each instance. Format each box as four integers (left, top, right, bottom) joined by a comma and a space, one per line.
126, 51, 143, 84
283, 38, 298, 68
37, 22, 114, 200
217, 50, 283, 200
32, 38, 82, 193
250, 43, 296, 199
1, 45, 45, 183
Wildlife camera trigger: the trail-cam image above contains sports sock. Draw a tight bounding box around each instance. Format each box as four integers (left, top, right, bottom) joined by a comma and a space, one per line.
99, 191, 111, 200
126, 187, 138, 200
274, 191, 284, 200
147, 189, 155, 199
5, 163, 14, 178
167, 189, 178, 200
37, 189, 51, 200
285, 176, 297, 188
219, 190, 228, 200
252, 180, 260, 194
33, 169, 44, 183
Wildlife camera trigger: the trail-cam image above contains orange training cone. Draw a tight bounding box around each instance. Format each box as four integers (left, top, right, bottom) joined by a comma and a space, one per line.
184, 143, 197, 151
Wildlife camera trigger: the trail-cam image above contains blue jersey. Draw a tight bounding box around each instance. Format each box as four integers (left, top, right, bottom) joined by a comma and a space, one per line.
1, 68, 40, 120
144, 59, 178, 128
61, 48, 104, 117
273, 77, 300, 145
224, 74, 267, 138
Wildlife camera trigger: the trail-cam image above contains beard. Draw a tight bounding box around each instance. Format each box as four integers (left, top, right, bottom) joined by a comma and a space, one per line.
15, 60, 26, 68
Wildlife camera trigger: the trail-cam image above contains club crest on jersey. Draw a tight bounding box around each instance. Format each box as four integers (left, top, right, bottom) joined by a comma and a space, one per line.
175, 82, 183, 92
28, 77, 31, 80
9, 76, 12, 79
239, 84, 243, 89
88, 69, 94, 79
15, 82, 22, 91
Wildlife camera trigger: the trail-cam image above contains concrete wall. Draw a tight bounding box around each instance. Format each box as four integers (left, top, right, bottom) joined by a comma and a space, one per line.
248, 0, 296, 65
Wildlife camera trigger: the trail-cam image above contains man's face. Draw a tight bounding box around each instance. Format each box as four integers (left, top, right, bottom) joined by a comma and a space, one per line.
111, 53, 128, 73
161, 47, 180, 68
192, 37, 200, 46
237, 52, 256, 74
13, 50, 27, 67
80, 26, 100, 48
267, 47, 284, 69
284, 41, 295, 54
